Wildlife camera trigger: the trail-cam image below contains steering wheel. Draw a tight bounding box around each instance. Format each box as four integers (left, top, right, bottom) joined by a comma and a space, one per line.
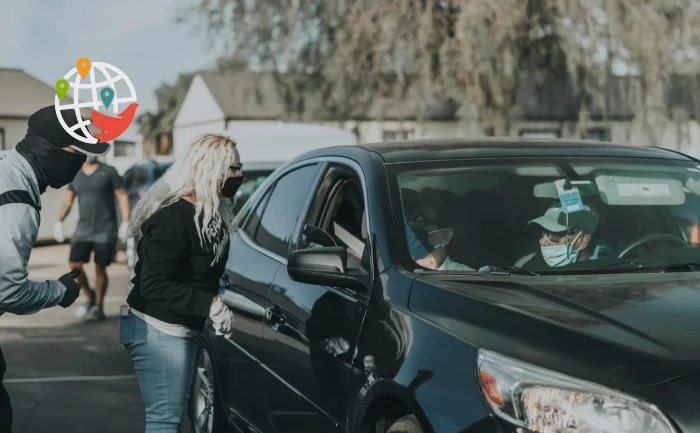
617, 234, 689, 259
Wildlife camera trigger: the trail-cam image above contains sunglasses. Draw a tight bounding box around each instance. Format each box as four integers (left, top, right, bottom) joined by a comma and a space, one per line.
540, 228, 581, 243
411, 215, 441, 229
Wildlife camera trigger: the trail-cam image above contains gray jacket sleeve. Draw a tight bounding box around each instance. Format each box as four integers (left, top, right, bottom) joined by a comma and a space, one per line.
0, 203, 66, 315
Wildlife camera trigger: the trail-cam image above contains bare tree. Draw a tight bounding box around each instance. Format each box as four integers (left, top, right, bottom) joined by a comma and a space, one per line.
546, 0, 700, 145
180, 0, 700, 139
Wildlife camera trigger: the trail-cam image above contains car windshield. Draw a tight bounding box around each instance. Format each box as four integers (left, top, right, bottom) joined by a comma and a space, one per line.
390, 157, 700, 274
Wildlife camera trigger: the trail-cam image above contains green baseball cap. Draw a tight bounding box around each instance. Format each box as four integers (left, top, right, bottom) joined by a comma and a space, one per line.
528, 205, 599, 233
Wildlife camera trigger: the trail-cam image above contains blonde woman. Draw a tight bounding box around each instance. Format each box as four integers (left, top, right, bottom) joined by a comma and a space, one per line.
120, 134, 241, 433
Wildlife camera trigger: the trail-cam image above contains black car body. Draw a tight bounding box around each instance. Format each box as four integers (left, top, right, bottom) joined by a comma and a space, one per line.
191, 139, 700, 433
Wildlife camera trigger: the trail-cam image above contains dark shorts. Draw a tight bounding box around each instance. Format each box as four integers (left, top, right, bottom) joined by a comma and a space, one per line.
69, 239, 117, 267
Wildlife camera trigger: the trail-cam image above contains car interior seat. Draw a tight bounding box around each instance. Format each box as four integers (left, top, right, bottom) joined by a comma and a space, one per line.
453, 190, 512, 269
331, 182, 366, 268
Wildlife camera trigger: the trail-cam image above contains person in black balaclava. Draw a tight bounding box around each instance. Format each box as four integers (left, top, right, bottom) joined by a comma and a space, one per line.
0, 105, 111, 433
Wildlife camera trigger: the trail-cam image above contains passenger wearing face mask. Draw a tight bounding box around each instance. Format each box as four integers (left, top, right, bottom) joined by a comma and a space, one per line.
526, 204, 610, 268
405, 202, 474, 271
0, 105, 109, 432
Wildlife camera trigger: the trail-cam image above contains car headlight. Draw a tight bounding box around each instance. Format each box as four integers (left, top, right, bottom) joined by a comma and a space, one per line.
477, 349, 677, 433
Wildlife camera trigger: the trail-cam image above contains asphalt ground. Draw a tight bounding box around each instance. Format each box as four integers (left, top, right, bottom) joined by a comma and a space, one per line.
0, 245, 193, 433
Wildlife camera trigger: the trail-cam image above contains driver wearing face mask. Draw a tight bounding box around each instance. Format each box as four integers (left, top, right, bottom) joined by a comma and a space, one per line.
526, 204, 607, 268
405, 202, 474, 271
0, 105, 110, 429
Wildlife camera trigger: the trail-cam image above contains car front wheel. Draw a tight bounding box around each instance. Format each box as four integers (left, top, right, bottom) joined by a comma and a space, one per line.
190, 343, 226, 433
386, 415, 423, 433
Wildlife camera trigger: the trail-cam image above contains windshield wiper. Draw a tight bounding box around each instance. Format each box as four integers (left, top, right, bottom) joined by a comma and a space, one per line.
660, 263, 700, 273
476, 266, 540, 277
580, 261, 700, 274
413, 266, 539, 276
413, 269, 478, 275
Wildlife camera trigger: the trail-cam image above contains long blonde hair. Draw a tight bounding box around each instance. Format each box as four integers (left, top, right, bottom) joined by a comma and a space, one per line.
128, 134, 238, 264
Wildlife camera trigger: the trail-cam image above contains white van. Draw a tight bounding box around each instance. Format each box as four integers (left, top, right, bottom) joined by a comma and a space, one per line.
217, 122, 358, 211
221, 122, 358, 168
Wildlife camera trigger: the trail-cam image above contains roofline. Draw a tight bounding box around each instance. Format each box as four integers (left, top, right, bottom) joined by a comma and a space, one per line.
358, 137, 696, 162
648, 146, 700, 163
360, 136, 648, 149
218, 114, 638, 122
518, 114, 636, 122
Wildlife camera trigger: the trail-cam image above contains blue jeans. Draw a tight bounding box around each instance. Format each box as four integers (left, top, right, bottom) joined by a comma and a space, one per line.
119, 314, 197, 433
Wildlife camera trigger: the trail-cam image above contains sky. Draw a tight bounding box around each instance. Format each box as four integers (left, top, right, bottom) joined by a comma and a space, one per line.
0, 0, 223, 113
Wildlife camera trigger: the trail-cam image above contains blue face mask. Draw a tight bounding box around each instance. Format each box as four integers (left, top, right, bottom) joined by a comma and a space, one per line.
541, 244, 579, 267
406, 225, 434, 260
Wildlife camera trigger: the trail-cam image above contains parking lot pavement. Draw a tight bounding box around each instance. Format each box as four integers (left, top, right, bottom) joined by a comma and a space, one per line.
0, 245, 192, 432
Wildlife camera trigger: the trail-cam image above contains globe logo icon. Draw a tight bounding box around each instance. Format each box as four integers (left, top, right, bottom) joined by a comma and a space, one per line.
54, 58, 138, 153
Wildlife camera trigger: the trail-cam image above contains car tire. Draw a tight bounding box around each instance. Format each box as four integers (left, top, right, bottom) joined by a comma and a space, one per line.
386, 415, 423, 433
189, 341, 227, 433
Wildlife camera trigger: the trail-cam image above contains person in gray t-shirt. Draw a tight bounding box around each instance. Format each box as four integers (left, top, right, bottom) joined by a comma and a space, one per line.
54, 156, 130, 321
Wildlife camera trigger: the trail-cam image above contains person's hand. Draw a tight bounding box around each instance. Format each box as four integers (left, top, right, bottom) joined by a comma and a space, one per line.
53, 221, 65, 243
118, 222, 129, 244
209, 297, 234, 337
58, 269, 82, 308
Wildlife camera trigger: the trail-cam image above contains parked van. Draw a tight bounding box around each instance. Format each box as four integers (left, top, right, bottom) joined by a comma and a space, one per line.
220, 122, 358, 212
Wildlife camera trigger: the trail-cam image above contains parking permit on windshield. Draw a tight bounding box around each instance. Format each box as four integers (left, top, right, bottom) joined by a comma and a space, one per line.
555, 179, 585, 214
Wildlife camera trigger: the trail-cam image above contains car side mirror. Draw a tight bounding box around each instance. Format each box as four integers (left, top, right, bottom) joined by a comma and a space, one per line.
288, 246, 366, 292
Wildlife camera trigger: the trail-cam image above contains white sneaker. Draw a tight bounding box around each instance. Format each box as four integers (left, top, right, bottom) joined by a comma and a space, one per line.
84, 305, 106, 322
75, 296, 95, 318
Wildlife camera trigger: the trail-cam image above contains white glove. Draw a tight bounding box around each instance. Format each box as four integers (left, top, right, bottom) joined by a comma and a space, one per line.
118, 222, 129, 244
53, 221, 65, 243
209, 297, 234, 338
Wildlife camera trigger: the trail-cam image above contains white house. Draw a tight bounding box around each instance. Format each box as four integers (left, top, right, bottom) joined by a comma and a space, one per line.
0, 68, 82, 241
173, 72, 287, 155
173, 72, 476, 154
0, 68, 67, 150
173, 71, 700, 158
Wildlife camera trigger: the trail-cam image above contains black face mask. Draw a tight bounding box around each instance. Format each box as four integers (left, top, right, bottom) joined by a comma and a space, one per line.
221, 176, 245, 198
15, 129, 87, 193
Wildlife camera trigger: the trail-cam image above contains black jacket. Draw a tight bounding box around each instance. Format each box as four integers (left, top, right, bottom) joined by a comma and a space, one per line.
127, 199, 229, 330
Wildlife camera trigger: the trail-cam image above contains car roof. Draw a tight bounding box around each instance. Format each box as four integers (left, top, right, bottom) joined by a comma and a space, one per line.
363, 138, 695, 163
297, 137, 694, 164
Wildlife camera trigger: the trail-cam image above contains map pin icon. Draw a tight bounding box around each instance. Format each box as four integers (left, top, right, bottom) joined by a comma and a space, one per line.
77, 58, 91, 79
100, 87, 115, 109
55, 79, 69, 99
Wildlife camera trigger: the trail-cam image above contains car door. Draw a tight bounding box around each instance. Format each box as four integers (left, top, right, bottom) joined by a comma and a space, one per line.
214, 162, 323, 433
262, 163, 372, 433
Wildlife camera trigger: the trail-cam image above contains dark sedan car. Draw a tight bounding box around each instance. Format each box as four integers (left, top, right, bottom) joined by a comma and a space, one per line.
191, 138, 700, 433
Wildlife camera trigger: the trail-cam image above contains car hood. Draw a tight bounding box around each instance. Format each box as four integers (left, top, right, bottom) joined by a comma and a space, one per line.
409, 271, 700, 388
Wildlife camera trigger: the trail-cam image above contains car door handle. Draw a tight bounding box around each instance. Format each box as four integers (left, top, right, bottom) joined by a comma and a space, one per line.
267, 305, 286, 330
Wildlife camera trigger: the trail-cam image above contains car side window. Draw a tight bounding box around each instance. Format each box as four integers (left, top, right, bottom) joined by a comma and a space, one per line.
329, 180, 367, 268
255, 164, 320, 258
242, 186, 272, 240
298, 166, 369, 271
